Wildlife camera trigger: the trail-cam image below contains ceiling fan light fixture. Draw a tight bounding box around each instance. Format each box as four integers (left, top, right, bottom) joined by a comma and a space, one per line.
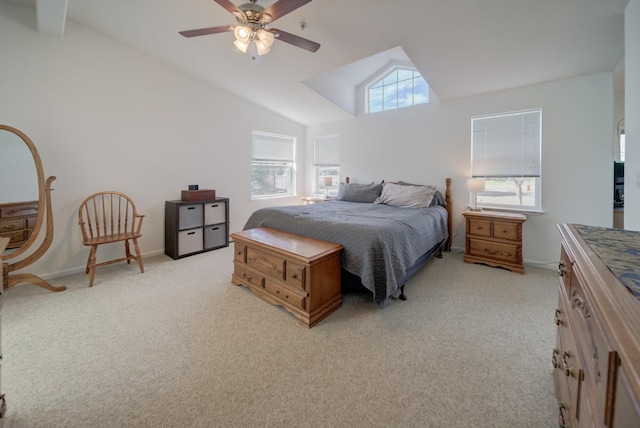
256, 29, 275, 47
233, 25, 251, 43
234, 39, 249, 53
255, 40, 270, 55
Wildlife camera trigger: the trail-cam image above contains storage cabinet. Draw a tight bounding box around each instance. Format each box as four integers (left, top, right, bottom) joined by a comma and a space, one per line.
231, 227, 343, 328
554, 224, 640, 427
165, 198, 229, 259
462, 210, 526, 274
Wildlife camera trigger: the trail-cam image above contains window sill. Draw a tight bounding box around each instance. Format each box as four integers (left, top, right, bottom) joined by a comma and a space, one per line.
476, 206, 546, 216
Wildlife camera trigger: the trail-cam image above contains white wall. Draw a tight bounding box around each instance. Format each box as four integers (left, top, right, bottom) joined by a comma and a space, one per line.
306, 72, 614, 266
626, 0, 640, 230
0, 4, 305, 279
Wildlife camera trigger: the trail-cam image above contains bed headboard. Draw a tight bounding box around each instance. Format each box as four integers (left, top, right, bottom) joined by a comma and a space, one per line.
342, 177, 453, 251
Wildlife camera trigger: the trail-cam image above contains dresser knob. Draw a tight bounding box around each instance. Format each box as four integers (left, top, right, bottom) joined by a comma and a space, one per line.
552, 348, 560, 369
563, 352, 574, 377
554, 309, 563, 326
291, 273, 298, 279
558, 261, 567, 277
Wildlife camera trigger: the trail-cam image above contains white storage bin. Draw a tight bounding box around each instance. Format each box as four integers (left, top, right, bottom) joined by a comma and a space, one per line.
204, 201, 226, 225
178, 228, 203, 256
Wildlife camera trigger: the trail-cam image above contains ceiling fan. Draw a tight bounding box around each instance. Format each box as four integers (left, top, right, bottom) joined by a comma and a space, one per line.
179, 0, 320, 60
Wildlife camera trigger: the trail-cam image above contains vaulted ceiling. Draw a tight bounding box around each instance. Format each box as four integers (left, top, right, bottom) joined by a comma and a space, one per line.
2, 0, 629, 126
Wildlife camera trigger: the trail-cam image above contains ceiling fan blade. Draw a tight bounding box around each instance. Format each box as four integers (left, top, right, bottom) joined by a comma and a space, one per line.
214, 0, 242, 15
262, 0, 312, 22
271, 28, 320, 52
179, 25, 233, 38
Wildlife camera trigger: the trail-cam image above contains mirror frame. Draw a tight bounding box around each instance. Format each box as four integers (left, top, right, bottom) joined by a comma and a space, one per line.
1, 124, 66, 292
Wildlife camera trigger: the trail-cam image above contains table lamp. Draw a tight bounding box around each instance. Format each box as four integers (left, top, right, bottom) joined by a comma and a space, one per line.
467, 178, 485, 211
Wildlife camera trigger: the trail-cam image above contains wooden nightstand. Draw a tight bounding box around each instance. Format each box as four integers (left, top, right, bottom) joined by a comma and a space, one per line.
462, 210, 527, 274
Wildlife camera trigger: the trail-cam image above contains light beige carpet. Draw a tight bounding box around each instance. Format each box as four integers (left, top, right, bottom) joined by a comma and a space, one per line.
2, 247, 558, 427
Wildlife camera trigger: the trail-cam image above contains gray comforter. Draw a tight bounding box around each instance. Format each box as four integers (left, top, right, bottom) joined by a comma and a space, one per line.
243, 201, 449, 305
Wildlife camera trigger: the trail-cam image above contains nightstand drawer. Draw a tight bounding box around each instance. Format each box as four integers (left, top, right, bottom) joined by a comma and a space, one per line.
493, 221, 519, 241
468, 238, 519, 264
468, 218, 492, 237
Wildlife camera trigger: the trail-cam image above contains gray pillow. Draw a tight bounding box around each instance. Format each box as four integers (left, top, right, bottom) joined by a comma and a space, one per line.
374, 182, 436, 208
396, 181, 444, 206
337, 182, 382, 203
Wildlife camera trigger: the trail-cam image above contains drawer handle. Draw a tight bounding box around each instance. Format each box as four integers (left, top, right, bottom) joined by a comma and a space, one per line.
242, 273, 253, 281
476, 226, 484, 230
562, 352, 574, 377
210, 204, 219, 208
187, 207, 195, 210
483, 247, 498, 255
2, 224, 17, 231
187, 231, 195, 235
210, 227, 219, 231
552, 348, 561, 369
554, 309, 563, 326
291, 273, 298, 279
558, 261, 567, 277
558, 403, 569, 428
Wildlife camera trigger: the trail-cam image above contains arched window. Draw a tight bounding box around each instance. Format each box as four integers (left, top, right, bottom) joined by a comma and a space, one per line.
367, 68, 429, 113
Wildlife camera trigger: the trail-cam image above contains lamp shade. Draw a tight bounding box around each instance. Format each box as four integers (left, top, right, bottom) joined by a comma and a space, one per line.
234, 26, 250, 43
467, 178, 485, 193
256, 29, 275, 47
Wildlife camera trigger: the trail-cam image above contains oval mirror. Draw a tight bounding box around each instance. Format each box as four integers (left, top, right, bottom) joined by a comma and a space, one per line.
0, 124, 66, 292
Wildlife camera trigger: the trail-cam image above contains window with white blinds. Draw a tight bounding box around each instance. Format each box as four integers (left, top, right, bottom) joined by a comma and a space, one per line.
313, 134, 340, 166
251, 131, 296, 199
470, 109, 542, 212
313, 134, 340, 197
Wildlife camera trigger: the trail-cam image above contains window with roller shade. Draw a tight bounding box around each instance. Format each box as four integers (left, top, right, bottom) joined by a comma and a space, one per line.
251, 131, 296, 199
471, 109, 542, 212
313, 134, 340, 197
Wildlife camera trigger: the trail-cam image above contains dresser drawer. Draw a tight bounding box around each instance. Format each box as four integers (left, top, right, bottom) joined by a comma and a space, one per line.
569, 272, 612, 423
468, 238, 519, 263
493, 221, 519, 241
235, 265, 265, 288
246, 247, 285, 280
285, 261, 306, 291
0, 202, 38, 219
0, 218, 24, 233
0, 230, 24, 246
264, 279, 306, 310
468, 218, 491, 237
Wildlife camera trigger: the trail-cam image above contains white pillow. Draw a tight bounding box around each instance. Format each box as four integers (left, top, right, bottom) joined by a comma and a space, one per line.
374, 182, 436, 208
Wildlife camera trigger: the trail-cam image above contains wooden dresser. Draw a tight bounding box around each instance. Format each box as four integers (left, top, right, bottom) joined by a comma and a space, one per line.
231, 227, 343, 328
0, 201, 38, 250
462, 210, 526, 274
555, 224, 640, 427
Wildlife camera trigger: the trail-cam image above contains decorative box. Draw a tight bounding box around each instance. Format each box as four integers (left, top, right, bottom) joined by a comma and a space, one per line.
181, 189, 216, 201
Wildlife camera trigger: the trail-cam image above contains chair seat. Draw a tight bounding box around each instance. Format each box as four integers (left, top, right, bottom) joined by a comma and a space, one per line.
82, 232, 142, 246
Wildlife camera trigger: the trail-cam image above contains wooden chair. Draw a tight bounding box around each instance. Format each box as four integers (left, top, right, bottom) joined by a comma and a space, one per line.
78, 191, 145, 286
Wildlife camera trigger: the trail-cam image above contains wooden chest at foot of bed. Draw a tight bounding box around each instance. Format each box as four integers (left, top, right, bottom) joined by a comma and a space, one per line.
231, 227, 343, 328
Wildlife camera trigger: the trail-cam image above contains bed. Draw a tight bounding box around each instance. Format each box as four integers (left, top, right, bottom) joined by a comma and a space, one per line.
243, 178, 452, 307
